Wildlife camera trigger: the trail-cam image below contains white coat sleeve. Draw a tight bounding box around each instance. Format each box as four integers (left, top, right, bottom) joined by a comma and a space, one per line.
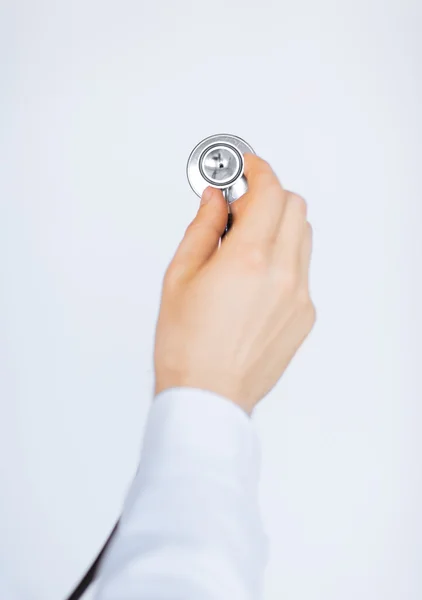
95, 388, 268, 600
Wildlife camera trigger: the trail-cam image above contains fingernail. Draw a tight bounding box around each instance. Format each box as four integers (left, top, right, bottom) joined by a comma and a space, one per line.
201, 186, 213, 206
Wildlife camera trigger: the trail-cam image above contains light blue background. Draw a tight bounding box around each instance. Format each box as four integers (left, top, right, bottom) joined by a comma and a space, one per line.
1, 1, 421, 598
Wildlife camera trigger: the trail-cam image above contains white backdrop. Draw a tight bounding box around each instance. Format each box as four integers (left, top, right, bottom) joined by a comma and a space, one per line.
1, 1, 421, 599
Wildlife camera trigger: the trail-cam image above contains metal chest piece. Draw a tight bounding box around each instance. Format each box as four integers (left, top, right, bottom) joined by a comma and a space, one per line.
186, 134, 255, 203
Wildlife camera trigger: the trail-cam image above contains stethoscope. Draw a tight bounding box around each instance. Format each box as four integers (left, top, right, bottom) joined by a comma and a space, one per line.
66, 133, 254, 600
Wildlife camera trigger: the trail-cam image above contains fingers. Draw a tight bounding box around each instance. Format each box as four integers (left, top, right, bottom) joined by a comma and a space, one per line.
170, 152, 313, 296
228, 154, 312, 288
169, 187, 227, 282
300, 222, 313, 291
231, 154, 287, 244
276, 193, 308, 271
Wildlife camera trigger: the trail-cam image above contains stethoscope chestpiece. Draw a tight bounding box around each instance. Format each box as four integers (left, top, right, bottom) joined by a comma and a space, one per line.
186, 133, 255, 204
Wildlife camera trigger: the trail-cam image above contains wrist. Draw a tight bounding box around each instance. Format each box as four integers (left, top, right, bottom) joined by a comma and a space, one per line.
154, 373, 251, 414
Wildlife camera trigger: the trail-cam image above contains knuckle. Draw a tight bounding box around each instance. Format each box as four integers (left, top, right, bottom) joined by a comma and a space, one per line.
306, 299, 317, 326
186, 219, 202, 235
187, 216, 221, 240
163, 263, 183, 289
258, 157, 273, 173
297, 288, 311, 308
186, 208, 210, 232
243, 244, 268, 271
288, 193, 308, 216
253, 170, 272, 191
247, 156, 279, 185
247, 154, 271, 172
296, 290, 316, 328
265, 179, 284, 199
306, 221, 313, 237
310, 300, 317, 322
281, 268, 300, 292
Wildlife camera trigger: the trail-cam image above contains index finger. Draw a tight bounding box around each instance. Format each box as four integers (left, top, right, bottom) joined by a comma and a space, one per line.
231, 153, 287, 243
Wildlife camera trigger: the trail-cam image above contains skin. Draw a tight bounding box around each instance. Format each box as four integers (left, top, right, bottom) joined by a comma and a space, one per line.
154, 153, 316, 414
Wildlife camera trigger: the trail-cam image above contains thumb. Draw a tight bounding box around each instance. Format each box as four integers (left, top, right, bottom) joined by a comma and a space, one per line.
172, 187, 228, 279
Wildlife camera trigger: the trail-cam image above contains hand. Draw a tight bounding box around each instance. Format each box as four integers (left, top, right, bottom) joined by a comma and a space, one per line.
154, 154, 316, 413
